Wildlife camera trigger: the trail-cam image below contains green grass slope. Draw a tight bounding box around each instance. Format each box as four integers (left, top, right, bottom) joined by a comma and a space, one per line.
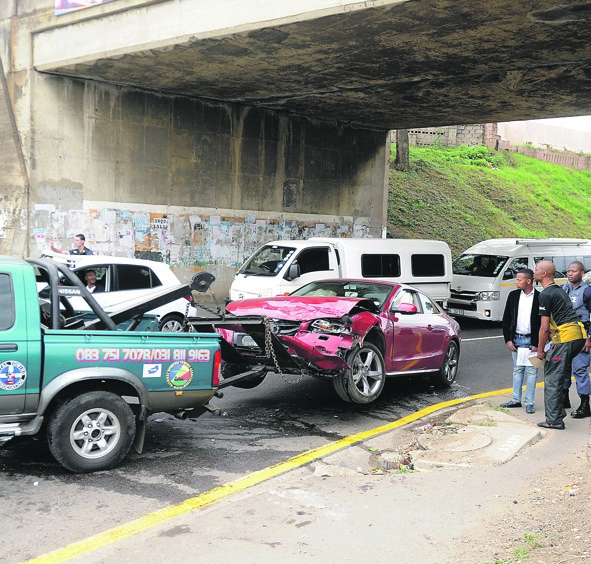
387, 145, 591, 256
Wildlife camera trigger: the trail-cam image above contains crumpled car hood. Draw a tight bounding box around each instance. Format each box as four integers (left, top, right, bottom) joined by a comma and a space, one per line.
226, 296, 379, 320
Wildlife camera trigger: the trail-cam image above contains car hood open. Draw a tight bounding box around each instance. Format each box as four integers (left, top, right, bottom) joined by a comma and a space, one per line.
226, 296, 379, 320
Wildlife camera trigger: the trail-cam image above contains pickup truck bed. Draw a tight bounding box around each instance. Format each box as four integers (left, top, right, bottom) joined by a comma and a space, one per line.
0, 256, 221, 472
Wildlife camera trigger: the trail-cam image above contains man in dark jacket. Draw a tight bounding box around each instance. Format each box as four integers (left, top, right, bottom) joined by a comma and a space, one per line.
501, 268, 541, 414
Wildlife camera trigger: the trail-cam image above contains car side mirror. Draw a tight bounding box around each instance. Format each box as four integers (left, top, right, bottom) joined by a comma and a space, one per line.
190, 272, 215, 293
392, 303, 418, 314
503, 271, 514, 280
284, 262, 300, 281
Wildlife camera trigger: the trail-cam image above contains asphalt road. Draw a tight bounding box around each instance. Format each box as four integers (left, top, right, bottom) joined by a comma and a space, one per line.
0, 317, 511, 562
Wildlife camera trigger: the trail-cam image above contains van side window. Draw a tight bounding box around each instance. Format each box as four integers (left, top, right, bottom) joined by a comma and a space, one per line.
362, 254, 401, 278
534, 256, 575, 279
503, 257, 529, 280
411, 254, 445, 277
0, 273, 15, 330
296, 248, 331, 275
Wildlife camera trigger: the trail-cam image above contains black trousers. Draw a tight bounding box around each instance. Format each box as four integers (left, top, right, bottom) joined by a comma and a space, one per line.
544, 339, 586, 424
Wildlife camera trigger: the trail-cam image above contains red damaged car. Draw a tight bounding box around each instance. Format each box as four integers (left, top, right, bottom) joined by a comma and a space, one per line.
204, 279, 461, 404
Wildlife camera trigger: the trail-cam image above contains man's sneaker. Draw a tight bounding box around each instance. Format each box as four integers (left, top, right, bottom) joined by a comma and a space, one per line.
526, 405, 535, 414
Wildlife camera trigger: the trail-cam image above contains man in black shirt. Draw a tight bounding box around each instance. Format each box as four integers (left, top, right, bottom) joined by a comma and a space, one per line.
49, 233, 94, 255
534, 260, 586, 429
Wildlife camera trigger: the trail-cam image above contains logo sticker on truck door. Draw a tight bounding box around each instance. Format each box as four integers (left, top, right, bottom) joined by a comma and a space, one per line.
166, 362, 194, 389
0, 361, 26, 391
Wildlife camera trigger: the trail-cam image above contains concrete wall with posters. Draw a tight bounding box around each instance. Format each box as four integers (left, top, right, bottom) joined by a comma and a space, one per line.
0, 2, 388, 298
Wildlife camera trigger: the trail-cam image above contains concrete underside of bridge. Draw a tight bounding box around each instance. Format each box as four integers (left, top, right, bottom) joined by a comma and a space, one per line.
1, 0, 590, 295
35, 0, 591, 129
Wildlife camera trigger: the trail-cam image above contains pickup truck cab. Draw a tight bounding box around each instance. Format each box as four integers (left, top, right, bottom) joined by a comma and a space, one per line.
0, 256, 221, 472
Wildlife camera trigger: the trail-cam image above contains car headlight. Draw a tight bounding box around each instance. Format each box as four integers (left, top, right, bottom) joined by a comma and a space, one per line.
310, 319, 351, 334
476, 291, 500, 301
258, 289, 273, 297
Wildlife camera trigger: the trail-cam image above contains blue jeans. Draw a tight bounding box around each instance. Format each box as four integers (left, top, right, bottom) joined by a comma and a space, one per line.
510, 334, 538, 408
563, 348, 591, 395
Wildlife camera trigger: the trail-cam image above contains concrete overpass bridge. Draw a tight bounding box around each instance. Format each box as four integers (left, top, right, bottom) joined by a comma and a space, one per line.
1, 0, 590, 293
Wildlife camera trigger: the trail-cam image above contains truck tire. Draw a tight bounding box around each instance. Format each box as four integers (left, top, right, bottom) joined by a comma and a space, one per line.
429, 341, 459, 388
47, 391, 136, 473
333, 343, 386, 404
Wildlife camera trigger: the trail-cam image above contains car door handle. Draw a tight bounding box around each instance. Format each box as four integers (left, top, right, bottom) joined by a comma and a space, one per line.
0, 343, 18, 352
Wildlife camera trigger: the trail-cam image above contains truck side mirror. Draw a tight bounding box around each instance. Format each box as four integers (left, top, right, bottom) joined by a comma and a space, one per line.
503, 270, 514, 280
284, 263, 300, 281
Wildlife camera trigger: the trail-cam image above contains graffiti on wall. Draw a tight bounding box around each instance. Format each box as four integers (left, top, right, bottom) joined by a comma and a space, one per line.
54, 0, 117, 16
34, 205, 371, 268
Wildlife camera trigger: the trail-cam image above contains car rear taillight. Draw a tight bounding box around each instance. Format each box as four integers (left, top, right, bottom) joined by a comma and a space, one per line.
183, 295, 191, 301
213, 349, 221, 386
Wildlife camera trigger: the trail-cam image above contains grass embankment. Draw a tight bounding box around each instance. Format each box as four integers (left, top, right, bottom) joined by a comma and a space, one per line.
387, 145, 591, 256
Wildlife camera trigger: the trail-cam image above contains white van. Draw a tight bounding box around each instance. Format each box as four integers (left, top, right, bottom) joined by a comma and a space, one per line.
229, 238, 453, 304
447, 238, 591, 321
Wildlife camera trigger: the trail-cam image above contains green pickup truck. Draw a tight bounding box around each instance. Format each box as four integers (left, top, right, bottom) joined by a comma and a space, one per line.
0, 256, 222, 472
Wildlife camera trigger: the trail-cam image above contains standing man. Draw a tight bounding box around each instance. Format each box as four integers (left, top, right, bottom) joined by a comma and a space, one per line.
534, 260, 587, 429
562, 261, 591, 418
501, 268, 541, 414
48, 233, 94, 255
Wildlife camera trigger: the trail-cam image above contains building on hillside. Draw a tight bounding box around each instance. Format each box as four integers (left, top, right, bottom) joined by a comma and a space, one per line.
389, 124, 499, 148
390, 122, 591, 170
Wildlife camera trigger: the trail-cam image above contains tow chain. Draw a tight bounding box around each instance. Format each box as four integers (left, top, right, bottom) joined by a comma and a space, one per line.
181, 301, 191, 332
183, 289, 224, 332
263, 316, 305, 385
185, 296, 306, 385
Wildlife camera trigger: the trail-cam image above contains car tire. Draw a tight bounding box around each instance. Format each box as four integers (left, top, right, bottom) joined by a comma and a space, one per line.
47, 391, 136, 473
430, 340, 459, 387
333, 343, 386, 404
159, 314, 185, 332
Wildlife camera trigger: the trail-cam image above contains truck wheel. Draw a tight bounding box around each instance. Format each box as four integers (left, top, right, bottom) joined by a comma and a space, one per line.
159, 314, 185, 332
429, 341, 459, 387
47, 391, 135, 473
333, 343, 386, 404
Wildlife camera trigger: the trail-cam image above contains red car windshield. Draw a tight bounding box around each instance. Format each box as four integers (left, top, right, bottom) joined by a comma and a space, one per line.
291, 281, 393, 309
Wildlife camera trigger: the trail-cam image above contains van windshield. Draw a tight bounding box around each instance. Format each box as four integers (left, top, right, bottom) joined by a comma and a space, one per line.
239, 245, 296, 276
453, 254, 509, 278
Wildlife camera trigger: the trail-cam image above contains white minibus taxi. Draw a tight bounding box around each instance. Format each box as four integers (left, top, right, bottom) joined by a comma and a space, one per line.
447, 238, 591, 321
230, 238, 453, 305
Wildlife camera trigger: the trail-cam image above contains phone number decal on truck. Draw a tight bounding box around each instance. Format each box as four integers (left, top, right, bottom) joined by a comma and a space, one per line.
75, 348, 212, 363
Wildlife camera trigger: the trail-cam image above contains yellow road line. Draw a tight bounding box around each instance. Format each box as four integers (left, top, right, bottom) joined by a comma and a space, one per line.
25, 387, 521, 564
